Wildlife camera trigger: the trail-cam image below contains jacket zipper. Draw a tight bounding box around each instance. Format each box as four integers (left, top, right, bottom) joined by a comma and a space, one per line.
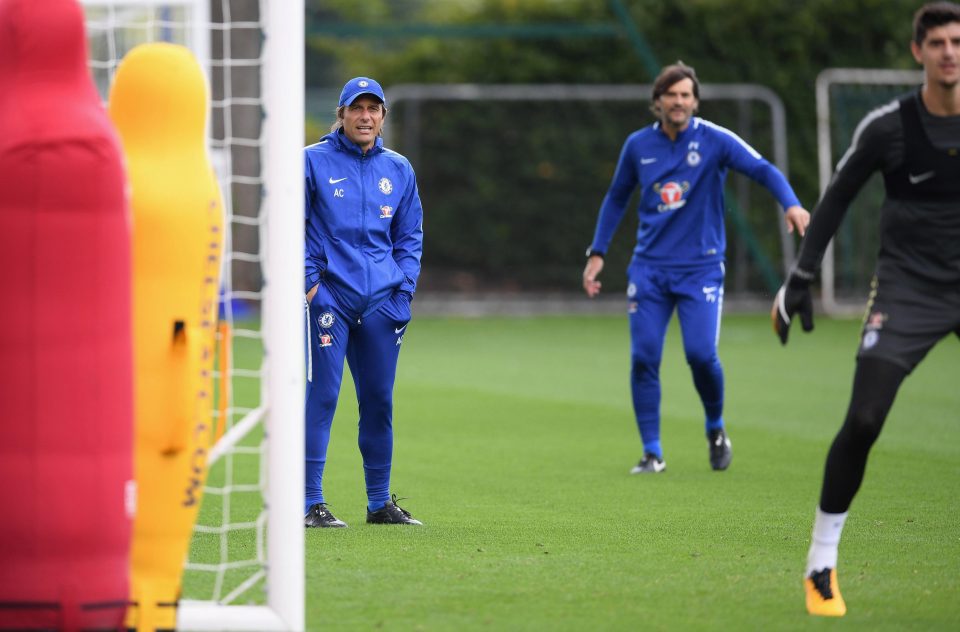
359, 152, 370, 319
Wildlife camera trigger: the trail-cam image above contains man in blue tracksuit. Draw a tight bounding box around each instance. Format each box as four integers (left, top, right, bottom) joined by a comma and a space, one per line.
303, 77, 424, 527
583, 62, 809, 474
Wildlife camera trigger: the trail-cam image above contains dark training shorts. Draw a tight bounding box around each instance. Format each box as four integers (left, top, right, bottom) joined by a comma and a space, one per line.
857, 274, 960, 372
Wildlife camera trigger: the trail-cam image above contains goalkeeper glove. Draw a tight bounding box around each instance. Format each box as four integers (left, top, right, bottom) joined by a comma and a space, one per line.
772, 268, 815, 345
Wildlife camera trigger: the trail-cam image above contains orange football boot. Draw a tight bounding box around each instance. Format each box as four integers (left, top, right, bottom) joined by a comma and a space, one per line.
805, 568, 847, 617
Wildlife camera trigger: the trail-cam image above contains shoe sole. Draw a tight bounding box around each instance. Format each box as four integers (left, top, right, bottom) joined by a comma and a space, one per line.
366, 518, 423, 525
630, 463, 666, 474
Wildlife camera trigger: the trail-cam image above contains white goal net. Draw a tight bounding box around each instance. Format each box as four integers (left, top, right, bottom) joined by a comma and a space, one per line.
81, 1, 304, 630
815, 67, 924, 315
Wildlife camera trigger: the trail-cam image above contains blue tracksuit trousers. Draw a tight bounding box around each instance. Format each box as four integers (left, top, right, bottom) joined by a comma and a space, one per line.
304, 281, 412, 513
627, 261, 725, 458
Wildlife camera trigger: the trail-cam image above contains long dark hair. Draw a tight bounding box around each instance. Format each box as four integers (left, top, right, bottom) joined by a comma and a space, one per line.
650, 61, 700, 116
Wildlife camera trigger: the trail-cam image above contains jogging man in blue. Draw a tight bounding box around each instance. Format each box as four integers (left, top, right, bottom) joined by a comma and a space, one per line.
583, 62, 809, 474
303, 77, 424, 527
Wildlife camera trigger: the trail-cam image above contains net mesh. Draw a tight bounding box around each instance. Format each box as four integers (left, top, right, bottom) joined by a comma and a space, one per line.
384, 88, 790, 299
82, 0, 269, 604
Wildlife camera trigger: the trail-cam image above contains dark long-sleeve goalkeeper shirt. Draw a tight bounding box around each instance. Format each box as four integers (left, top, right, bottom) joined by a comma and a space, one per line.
797, 89, 960, 288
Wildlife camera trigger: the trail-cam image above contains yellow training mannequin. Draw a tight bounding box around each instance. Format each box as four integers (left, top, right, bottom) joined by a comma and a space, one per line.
108, 42, 223, 632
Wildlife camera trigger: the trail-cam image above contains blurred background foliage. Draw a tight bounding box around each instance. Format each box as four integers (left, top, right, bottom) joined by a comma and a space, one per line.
305, 0, 919, 298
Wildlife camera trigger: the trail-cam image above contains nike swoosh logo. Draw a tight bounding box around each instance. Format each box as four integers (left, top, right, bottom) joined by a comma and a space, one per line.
641, 158, 657, 165
329, 177, 348, 184
394, 324, 407, 334
908, 171, 935, 184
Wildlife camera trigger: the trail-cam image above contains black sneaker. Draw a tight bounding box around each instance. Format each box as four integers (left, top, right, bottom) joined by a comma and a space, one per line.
630, 453, 666, 474
304, 503, 347, 528
366, 494, 422, 525
708, 428, 732, 471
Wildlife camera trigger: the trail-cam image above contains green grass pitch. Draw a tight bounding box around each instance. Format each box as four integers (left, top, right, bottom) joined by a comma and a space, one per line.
191, 313, 959, 630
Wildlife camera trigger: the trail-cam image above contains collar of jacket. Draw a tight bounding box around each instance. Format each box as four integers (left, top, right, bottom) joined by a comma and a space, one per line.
654, 117, 699, 141
327, 129, 384, 157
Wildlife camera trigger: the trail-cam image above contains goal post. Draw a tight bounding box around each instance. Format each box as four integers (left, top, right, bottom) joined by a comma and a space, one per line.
80, 1, 304, 630
815, 67, 923, 315
256, 0, 304, 628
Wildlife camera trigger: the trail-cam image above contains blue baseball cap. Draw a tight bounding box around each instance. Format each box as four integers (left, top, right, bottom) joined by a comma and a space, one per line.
338, 76, 386, 107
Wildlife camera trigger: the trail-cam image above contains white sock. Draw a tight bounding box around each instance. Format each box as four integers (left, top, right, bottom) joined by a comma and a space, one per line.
805, 506, 848, 577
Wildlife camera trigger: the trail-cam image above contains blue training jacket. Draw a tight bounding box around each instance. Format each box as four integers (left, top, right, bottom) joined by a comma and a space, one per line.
589, 117, 801, 268
305, 129, 424, 318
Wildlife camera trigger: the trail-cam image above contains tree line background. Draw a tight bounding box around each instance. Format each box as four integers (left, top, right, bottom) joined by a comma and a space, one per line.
304, 0, 921, 299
